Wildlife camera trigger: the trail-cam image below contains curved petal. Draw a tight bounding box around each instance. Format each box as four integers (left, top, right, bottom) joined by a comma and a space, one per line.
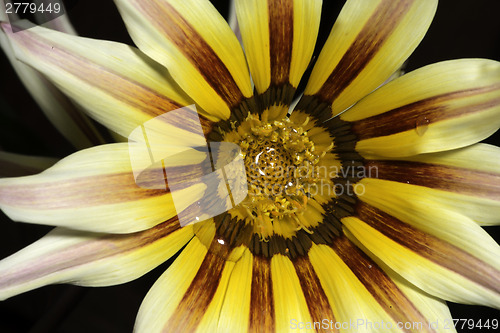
114, 0, 253, 120
342, 201, 500, 308
0, 219, 192, 300
0, 23, 103, 149
1, 22, 207, 139
235, 0, 321, 102
309, 239, 454, 333
298, 0, 437, 119
339, 59, 500, 157
0, 143, 206, 233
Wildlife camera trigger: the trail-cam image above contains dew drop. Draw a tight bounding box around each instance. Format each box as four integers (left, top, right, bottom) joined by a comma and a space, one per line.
415, 116, 430, 136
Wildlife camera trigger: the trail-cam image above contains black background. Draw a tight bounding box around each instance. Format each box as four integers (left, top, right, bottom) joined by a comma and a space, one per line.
0, 0, 499, 332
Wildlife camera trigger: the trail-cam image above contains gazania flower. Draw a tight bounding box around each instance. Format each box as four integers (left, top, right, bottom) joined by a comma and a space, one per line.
1, 0, 500, 332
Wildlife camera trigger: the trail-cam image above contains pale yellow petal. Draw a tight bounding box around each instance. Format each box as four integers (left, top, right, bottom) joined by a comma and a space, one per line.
0, 143, 205, 233
2, 22, 202, 139
0, 221, 193, 300
0, 24, 103, 149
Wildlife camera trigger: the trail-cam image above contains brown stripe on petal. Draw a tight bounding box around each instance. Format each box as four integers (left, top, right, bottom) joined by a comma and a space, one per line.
293, 256, 338, 333
352, 83, 500, 140
135, 0, 244, 109
249, 255, 275, 333
355, 201, 500, 294
166, 236, 230, 331
331, 235, 434, 333
268, 0, 293, 87
10, 25, 214, 135
0, 159, 210, 209
0, 216, 182, 289
315, 0, 414, 104
0, 172, 165, 209
365, 160, 500, 199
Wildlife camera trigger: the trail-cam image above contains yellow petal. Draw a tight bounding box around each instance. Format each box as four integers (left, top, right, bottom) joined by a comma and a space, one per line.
0, 143, 206, 233
310, 238, 450, 333
291, 255, 337, 331
135, 220, 250, 333
368, 143, 500, 225
363, 156, 500, 226
0, 220, 193, 300
340, 59, 500, 157
358, 177, 500, 273
200, 247, 253, 333
271, 254, 312, 333
366, 143, 500, 174
343, 203, 500, 308
114, 0, 253, 120
301, 0, 437, 118
235, 0, 321, 97
359, 169, 500, 226
389, 277, 456, 333
1, 22, 204, 139
134, 224, 211, 333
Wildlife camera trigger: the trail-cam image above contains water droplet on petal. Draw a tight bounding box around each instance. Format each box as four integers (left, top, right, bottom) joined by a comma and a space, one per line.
415, 116, 430, 136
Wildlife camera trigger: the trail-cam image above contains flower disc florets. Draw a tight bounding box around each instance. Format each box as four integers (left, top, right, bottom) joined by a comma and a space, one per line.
221, 112, 336, 239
